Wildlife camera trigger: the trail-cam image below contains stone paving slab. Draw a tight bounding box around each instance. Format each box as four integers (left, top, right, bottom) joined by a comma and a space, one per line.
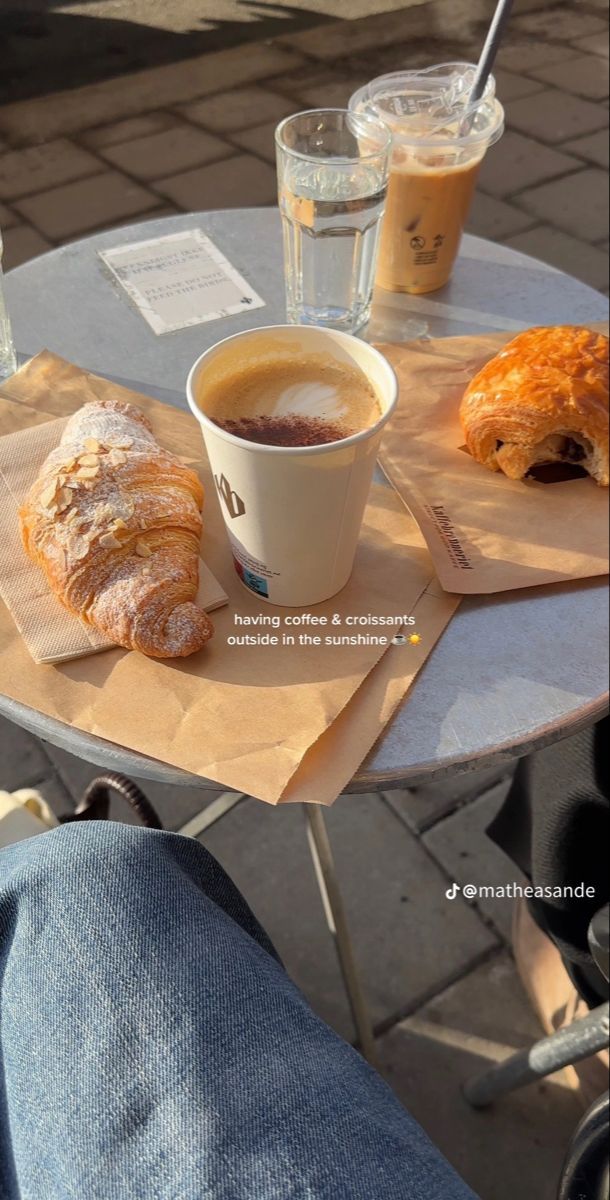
31, 769, 75, 816
154, 153, 278, 210
270, 65, 369, 110
202, 792, 498, 1039
504, 224, 610, 291
0, 44, 303, 145
478, 130, 581, 199
175, 88, 298, 134
466, 191, 536, 239
507, 87, 608, 143
492, 67, 546, 101
1, 224, 52, 272
572, 34, 610, 59
230, 121, 279, 165
0, 201, 19, 230
514, 5, 608, 40
345, 37, 477, 76
563, 128, 609, 169
497, 39, 579, 72
518, 166, 609, 242
0, 139, 101, 202
274, 2, 435, 60
82, 113, 181, 150
530, 52, 610, 100
99, 125, 234, 181
14, 170, 158, 240
0, 714, 57, 791
382, 765, 514, 834
422, 784, 525, 941
377, 953, 583, 1200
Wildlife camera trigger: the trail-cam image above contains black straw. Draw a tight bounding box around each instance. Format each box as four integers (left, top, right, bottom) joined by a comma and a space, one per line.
470, 0, 515, 105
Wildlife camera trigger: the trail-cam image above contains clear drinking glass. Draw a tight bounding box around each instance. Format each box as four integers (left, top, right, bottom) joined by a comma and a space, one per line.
0, 230, 16, 380
275, 109, 392, 334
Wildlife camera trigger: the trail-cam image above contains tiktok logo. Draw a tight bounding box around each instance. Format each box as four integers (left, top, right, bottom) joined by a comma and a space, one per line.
445, 882, 461, 900
215, 474, 245, 519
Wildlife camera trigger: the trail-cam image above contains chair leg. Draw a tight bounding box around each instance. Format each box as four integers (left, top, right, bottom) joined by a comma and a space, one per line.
303, 804, 378, 1067
464, 1003, 610, 1109
177, 793, 245, 838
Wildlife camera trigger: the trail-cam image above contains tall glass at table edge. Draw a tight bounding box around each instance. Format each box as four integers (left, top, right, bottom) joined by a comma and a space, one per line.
275, 109, 392, 336
0, 229, 17, 381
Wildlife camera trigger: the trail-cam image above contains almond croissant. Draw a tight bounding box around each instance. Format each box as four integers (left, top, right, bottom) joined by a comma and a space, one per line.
19, 398, 214, 658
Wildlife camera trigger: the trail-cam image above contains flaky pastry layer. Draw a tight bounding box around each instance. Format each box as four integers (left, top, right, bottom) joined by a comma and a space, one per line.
460, 326, 609, 486
20, 398, 214, 657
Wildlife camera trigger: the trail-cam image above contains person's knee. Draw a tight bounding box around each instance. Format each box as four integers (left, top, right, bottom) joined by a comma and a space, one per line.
1, 821, 170, 906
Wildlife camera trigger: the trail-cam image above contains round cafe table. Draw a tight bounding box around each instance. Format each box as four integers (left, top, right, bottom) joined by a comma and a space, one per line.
3, 208, 609, 1059
4, 207, 609, 791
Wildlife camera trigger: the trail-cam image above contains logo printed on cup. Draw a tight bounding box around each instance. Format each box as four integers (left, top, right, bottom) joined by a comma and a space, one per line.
215, 474, 246, 519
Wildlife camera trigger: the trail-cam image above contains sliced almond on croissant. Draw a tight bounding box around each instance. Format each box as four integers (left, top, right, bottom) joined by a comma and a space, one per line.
99, 532, 122, 549
56, 488, 73, 512
40, 483, 59, 508
20, 396, 212, 658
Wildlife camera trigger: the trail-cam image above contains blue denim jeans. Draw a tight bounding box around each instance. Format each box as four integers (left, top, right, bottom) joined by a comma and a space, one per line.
0, 823, 477, 1200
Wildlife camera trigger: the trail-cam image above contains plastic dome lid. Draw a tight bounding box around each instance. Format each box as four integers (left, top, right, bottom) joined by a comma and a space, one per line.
349, 64, 505, 150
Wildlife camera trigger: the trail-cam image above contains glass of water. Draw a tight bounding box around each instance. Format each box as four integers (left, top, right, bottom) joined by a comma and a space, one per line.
275, 109, 392, 334
0, 230, 16, 380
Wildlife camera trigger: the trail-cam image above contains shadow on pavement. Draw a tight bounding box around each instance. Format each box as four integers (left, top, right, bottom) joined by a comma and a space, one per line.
0, 0, 331, 104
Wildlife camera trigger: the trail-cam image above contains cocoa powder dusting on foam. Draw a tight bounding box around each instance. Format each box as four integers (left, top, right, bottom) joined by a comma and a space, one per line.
219, 415, 352, 447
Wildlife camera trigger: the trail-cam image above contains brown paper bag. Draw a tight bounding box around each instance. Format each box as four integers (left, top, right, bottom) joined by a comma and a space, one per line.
378, 330, 609, 594
0, 416, 228, 663
0, 352, 460, 806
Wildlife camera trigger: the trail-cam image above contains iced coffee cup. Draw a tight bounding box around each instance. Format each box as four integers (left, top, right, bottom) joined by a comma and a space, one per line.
350, 64, 505, 294
186, 326, 397, 607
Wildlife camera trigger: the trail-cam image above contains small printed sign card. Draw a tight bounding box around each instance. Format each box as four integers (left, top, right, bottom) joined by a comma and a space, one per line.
98, 228, 265, 335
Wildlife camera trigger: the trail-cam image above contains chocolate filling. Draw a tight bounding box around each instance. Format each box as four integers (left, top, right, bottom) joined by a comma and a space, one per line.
563, 437, 586, 463
495, 435, 589, 466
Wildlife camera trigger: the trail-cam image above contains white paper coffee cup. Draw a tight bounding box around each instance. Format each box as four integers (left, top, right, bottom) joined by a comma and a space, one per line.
186, 325, 398, 607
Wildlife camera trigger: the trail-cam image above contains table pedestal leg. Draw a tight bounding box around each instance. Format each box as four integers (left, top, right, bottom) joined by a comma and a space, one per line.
303, 803, 378, 1066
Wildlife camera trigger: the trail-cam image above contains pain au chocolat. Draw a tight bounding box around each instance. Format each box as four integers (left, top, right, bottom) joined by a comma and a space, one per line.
460, 326, 609, 486
20, 398, 214, 657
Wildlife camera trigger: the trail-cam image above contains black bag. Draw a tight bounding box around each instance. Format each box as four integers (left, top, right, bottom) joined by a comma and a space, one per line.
60, 772, 164, 829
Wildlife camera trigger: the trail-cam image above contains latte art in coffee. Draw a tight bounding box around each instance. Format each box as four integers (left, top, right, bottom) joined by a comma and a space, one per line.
200, 354, 382, 447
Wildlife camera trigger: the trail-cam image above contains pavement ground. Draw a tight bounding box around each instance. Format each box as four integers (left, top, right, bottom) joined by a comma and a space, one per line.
0, 0, 608, 293
1, 1, 608, 1197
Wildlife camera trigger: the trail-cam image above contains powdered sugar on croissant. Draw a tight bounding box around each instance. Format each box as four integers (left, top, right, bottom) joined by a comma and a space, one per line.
19, 398, 214, 658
